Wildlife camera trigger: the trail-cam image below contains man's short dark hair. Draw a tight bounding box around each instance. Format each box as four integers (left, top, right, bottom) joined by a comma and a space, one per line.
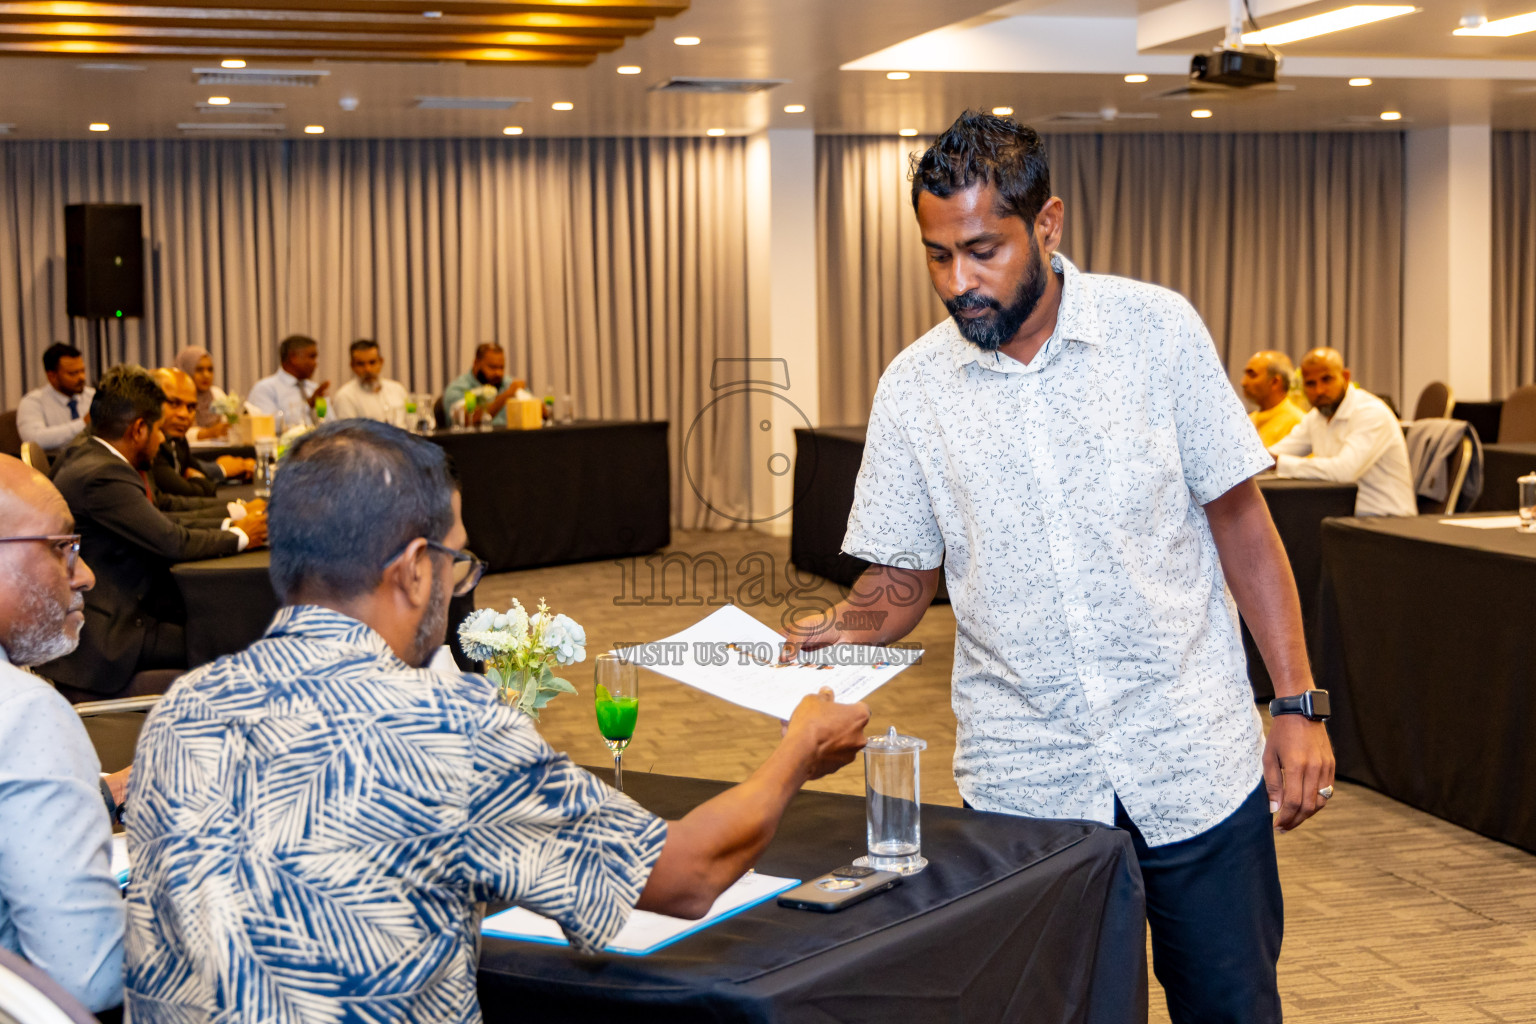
473, 342, 503, 361
910, 110, 1052, 226
269, 420, 459, 602
43, 343, 82, 373
279, 335, 319, 363
349, 339, 380, 357
89, 365, 165, 439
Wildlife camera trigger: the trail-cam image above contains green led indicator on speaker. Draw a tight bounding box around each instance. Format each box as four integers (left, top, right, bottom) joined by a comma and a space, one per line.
115, 310, 122, 317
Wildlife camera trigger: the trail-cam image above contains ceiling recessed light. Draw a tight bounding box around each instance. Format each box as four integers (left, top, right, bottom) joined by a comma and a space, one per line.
1191, 109, 1213, 118
1124, 73, 1149, 84
617, 65, 641, 75
502, 126, 523, 135
1241, 5, 1416, 46
898, 128, 919, 136
783, 104, 805, 113
220, 59, 245, 69
303, 124, 324, 134
674, 36, 700, 46
706, 128, 725, 136
552, 101, 574, 110
88, 122, 109, 131
1349, 77, 1373, 86
1379, 110, 1402, 120
992, 106, 1014, 116
423, 9, 442, 16
886, 71, 911, 80
1454, 10, 1536, 36
207, 96, 230, 105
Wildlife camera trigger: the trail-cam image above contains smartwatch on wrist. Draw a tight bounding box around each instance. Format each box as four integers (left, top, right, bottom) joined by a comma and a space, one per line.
1269, 688, 1331, 722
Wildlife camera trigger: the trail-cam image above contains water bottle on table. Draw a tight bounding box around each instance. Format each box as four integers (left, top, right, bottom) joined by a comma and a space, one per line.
854, 727, 928, 875
1519, 473, 1536, 534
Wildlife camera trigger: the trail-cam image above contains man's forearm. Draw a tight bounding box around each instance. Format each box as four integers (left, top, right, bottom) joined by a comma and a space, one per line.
1205, 479, 1313, 697
797, 564, 941, 648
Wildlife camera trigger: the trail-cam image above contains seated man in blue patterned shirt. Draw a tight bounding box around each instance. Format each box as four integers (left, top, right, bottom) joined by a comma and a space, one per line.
124, 419, 868, 1023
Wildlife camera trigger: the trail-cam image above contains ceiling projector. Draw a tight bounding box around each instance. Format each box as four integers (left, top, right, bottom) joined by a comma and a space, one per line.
1189, 48, 1278, 88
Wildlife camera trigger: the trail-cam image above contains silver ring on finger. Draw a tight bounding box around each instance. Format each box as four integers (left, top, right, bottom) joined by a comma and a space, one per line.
1318, 785, 1334, 800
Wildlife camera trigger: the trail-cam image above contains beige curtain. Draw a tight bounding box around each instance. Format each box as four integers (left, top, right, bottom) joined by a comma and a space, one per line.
817, 132, 1404, 425
0, 137, 750, 528
1493, 131, 1536, 396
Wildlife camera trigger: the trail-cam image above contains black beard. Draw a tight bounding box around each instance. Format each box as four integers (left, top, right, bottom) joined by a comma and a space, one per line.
474, 370, 502, 387
945, 243, 1048, 352
410, 569, 450, 668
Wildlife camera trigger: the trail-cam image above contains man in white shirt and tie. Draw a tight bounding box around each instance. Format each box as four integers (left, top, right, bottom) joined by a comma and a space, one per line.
16, 343, 95, 453
1268, 347, 1417, 517
246, 335, 330, 430
330, 339, 408, 425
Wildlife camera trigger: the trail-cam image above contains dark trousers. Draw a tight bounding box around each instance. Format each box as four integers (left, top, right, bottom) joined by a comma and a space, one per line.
1115, 783, 1284, 1024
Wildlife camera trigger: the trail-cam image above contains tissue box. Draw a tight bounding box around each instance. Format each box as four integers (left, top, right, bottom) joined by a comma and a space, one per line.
240, 413, 276, 442
506, 399, 543, 430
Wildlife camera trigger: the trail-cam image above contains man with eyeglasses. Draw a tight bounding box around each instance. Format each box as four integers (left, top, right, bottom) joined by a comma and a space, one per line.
0, 454, 126, 1014
125, 420, 870, 1023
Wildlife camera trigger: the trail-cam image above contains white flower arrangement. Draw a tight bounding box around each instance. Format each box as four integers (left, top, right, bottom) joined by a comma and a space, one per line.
211, 392, 243, 423
275, 423, 314, 460
459, 598, 586, 718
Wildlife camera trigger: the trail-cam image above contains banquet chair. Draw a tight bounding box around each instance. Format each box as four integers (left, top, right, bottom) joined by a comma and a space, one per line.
19, 442, 49, 475
1412, 381, 1454, 422
74, 695, 163, 774
0, 410, 21, 459
1405, 419, 1480, 515
1500, 384, 1536, 443
0, 946, 101, 1024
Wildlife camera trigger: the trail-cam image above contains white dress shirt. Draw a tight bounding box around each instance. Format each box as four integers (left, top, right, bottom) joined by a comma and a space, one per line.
16, 385, 95, 452
330, 377, 408, 425
246, 368, 317, 429
0, 645, 125, 1012
844, 253, 1271, 847
1269, 386, 1416, 517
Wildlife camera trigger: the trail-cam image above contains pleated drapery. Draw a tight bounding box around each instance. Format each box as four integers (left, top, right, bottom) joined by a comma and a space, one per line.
1493, 131, 1536, 396
816, 132, 1404, 425
0, 137, 751, 528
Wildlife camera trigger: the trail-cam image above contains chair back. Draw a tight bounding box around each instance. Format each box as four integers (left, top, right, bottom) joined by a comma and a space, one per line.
1500, 384, 1536, 443
433, 396, 448, 429
1406, 420, 1481, 515
1413, 381, 1454, 422
19, 441, 49, 475
0, 947, 101, 1024
0, 410, 21, 458
1416, 437, 1474, 516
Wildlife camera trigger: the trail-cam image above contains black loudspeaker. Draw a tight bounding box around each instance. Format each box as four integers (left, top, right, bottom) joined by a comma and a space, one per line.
65, 203, 144, 319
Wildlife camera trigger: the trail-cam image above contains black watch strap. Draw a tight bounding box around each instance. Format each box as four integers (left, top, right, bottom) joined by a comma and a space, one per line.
1269, 689, 1331, 722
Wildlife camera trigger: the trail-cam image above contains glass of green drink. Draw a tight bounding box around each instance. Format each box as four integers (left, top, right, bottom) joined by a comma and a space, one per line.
594, 652, 639, 792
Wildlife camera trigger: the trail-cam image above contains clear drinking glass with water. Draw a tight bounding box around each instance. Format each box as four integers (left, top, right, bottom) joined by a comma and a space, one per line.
1519, 473, 1536, 534
254, 438, 279, 499
854, 726, 928, 875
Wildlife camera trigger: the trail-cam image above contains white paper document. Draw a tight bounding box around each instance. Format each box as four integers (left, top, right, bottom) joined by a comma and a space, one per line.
621, 604, 921, 720
1438, 515, 1526, 530
481, 871, 798, 956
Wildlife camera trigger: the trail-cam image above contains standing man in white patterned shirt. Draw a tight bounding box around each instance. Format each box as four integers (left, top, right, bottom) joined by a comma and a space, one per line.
792, 112, 1334, 1023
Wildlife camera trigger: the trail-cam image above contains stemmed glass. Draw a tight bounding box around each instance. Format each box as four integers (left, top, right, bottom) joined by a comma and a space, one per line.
594, 652, 639, 792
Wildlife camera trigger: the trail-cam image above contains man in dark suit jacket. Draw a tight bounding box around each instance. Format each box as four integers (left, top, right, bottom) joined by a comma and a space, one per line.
151, 367, 254, 501
39, 366, 268, 700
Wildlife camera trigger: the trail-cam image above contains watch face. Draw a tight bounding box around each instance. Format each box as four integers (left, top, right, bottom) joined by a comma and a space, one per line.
1306, 690, 1331, 719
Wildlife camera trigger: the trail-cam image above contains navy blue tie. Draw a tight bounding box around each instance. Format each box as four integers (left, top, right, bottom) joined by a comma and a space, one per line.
68, 397, 78, 420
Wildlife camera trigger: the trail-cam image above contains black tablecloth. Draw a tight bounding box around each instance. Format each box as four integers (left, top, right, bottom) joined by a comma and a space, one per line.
187, 442, 257, 461
172, 549, 477, 670
1451, 400, 1503, 448
1318, 514, 1536, 852
1474, 443, 1536, 511
477, 771, 1147, 1024
428, 421, 671, 573
1240, 478, 1358, 701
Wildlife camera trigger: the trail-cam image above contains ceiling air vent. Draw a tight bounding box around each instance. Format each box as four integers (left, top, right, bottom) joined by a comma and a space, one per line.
178, 122, 287, 135
195, 101, 285, 114
414, 96, 527, 110
651, 77, 787, 94
77, 63, 146, 72
193, 68, 329, 87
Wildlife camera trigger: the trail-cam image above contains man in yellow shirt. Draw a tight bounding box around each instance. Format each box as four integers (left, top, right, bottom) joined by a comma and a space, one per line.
1242, 350, 1306, 447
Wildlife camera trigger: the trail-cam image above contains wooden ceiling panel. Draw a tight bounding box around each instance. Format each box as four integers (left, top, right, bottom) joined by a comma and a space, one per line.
0, 0, 684, 62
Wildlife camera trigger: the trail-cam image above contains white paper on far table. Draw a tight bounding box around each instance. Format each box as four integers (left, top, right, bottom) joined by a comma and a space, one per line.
621, 604, 921, 720
1438, 515, 1526, 529
481, 871, 798, 956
